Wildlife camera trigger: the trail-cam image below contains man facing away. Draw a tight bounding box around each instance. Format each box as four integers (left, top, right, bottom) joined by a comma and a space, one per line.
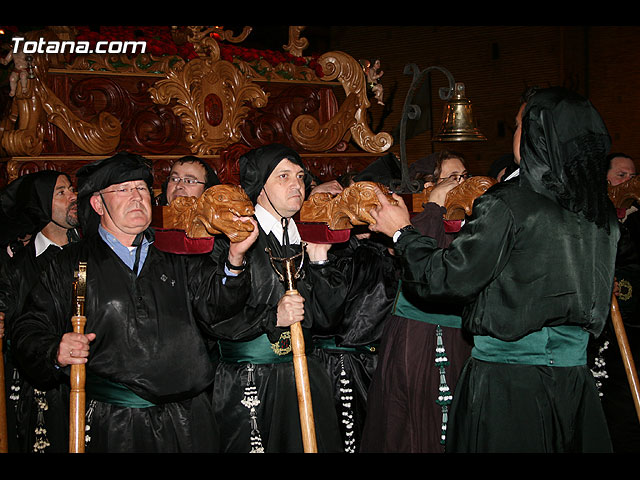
368, 87, 619, 452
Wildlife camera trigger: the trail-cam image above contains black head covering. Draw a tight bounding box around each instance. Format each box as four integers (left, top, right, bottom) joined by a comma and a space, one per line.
353, 153, 402, 187
76, 152, 154, 237
0, 170, 69, 246
488, 153, 517, 180
519, 87, 613, 230
239, 143, 311, 204
409, 153, 438, 179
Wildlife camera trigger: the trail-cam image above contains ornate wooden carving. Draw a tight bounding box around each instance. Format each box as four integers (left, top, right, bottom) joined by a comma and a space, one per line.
239, 84, 340, 151
149, 56, 269, 155
299, 181, 397, 230
65, 53, 183, 75
291, 51, 392, 154
0, 50, 122, 157
412, 176, 498, 219
608, 175, 640, 210
283, 26, 309, 57
0, 26, 392, 192
0, 80, 44, 156
159, 184, 255, 241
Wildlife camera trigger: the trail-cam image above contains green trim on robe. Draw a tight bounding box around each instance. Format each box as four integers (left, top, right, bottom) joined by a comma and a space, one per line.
218, 334, 296, 364
472, 325, 589, 367
86, 373, 156, 408
392, 280, 462, 329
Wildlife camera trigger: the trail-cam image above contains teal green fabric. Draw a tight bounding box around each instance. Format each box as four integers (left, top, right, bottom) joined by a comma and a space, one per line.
395, 183, 619, 342
472, 325, 589, 366
86, 373, 156, 408
392, 280, 462, 328
218, 334, 295, 364
313, 337, 378, 353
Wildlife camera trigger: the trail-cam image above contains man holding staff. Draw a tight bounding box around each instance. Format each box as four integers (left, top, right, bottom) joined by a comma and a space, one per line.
368, 87, 619, 452
209, 143, 345, 453
10, 152, 258, 453
0, 170, 80, 452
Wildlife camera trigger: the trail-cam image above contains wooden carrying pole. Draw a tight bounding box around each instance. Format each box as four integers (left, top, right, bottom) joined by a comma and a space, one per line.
0, 327, 8, 453
610, 294, 640, 423
282, 257, 318, 453
69, 262, 87, 453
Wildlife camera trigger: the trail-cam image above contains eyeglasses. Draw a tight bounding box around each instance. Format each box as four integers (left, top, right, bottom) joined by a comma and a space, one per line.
168, 176, 205, 185
438, 173, 471, 182
100, 186, 150, 197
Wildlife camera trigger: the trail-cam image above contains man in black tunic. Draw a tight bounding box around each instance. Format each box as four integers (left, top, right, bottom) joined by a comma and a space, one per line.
10, 152, 257, 452
0, 170, 79, 452
368, 87, 619, 452
209, 143, 346, 452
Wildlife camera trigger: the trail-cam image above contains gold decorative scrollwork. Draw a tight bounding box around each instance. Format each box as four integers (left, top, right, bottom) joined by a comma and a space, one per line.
149, 56, 269, 155
1, 48, 122, 157
292, 92, 359, 151
184, 25, 253, 59
0, 80, 44, 156
291, 51, 392, 154
35, 76, 122, 155
65, 52, 183, 75
283, 26, 309, 57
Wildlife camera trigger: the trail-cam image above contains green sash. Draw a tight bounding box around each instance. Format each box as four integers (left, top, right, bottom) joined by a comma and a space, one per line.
472, 325, 589, 367
86, 373, 156, 408
392, 281, 462, 328
314, 337, 378, 354
218, 331, 312, 364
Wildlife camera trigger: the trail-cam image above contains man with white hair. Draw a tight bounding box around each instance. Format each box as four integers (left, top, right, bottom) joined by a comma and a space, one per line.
10, 152, 257, 452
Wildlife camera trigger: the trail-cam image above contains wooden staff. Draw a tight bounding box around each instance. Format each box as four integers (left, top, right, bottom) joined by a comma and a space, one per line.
283, 257, 317, 453
0, 314, 7, 453
610, 293, 640, 423
607, 178, 640, 423
69, 262, 87, 453
267, 249, 317, 453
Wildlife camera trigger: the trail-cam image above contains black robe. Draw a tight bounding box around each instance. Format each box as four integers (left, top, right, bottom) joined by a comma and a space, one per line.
0, 240, 69, 452
361, 202, 472, 453
310, 233, 399, 452
209, 225, 347, 453
395, 181, 618, 453
10, 233, 249, 453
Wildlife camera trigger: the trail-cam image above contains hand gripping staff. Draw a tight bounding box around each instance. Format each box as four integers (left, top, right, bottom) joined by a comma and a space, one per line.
266, 246, 318, 453
69, 261, 87, 453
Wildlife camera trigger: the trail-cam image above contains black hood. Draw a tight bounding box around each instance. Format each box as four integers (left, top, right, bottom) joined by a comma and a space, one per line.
0, 170, 68, 246
519, 87, 613, 229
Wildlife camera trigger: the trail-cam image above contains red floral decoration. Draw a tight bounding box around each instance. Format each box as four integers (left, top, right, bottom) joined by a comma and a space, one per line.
217, 41, 324, 78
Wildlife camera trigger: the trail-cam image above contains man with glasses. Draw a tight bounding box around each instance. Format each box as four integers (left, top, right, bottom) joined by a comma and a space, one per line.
157, 155, 220, 206
10, 152, 258, 452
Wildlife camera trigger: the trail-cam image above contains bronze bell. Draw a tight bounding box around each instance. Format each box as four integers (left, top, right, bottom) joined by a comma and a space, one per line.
433, 83, 486, 142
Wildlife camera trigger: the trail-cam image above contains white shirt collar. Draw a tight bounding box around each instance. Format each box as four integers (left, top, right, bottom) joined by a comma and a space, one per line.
504, 168, 520, 182
34, 230, 61, 257
254, 203, 301, 245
